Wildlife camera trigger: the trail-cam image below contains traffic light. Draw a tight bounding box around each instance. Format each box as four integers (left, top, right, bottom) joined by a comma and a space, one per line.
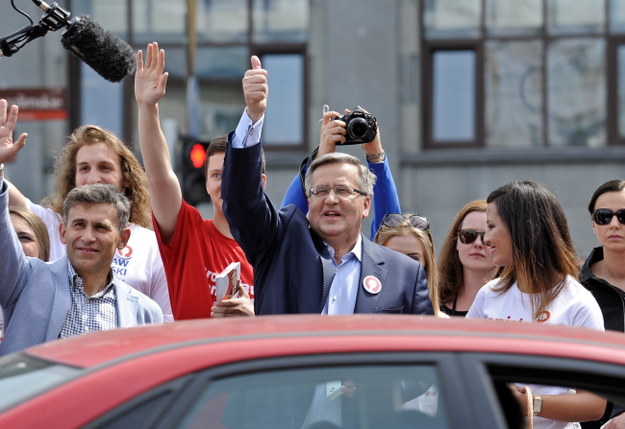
180, 136, 209, 206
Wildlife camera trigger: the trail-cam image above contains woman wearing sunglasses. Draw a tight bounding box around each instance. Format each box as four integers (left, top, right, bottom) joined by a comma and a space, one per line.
438, 200, 498, 317
467, 180, 605, 429
583, 179, 625, 333
373, 213, 440, 316
580, 180, 625, 428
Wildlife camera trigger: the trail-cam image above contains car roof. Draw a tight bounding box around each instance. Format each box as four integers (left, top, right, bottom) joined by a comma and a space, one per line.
23, 315, 625, 368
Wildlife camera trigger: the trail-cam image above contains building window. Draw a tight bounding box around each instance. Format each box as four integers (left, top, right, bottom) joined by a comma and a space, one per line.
421, 0, 617, 148
262, 53, 305, 146
71, 0, 308, 149
431, 49, 477, 144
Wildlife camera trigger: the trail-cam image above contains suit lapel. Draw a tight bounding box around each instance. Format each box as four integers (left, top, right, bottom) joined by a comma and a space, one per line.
115, 283, 138, 327
46, 258, 72, 340
312, 231, 336, 313
354, 238, 387, 314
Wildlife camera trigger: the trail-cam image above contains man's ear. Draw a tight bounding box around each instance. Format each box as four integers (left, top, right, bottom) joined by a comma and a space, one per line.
361, 195, 372, 219
261, 173, 267, 189
59, 222, 67, 245
118, 227, 131, 249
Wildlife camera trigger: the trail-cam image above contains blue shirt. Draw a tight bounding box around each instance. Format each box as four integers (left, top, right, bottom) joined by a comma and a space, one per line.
322, 235, 363, 315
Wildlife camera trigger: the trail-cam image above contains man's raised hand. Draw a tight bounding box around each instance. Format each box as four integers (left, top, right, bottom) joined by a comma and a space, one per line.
0, 99, 27, 163
242, 55, 268, 123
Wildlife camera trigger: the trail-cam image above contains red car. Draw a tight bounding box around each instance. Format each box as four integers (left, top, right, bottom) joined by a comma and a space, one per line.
0, 315, 624, 429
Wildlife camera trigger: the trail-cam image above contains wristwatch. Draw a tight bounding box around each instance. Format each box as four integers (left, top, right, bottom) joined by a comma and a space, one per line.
366, 151, 386, 163
533, 395, 542, 416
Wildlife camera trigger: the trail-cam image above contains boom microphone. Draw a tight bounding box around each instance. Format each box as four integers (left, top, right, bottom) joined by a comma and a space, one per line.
0, 0, 135, 82
60, 15, 136, 83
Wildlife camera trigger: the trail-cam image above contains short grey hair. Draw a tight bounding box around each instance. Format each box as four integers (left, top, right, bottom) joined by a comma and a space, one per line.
304, 152, 376, 197
63, 184, 131, 233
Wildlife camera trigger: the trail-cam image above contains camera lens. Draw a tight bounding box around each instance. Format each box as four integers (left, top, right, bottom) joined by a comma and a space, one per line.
348, 118, 369, 139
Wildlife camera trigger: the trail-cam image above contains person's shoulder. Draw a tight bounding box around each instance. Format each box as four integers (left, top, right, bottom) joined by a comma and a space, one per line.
128, 223, 157, 239
562, 275, 598, 299
478, 278, 504, 295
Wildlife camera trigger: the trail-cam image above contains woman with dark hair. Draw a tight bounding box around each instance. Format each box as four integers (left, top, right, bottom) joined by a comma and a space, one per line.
581, 179, 625, 428
583, 179, 625, 332
467, 180, 605, 429
438, 200, 497, 316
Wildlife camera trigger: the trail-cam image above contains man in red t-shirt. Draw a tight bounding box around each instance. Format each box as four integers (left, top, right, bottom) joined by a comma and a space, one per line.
135, 42, 261, 319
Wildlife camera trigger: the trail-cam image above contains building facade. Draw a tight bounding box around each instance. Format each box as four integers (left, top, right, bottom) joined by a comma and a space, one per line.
1, 0, 624, 257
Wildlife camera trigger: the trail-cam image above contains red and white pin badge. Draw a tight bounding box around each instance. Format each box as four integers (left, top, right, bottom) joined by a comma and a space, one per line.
362, 275, 382, 295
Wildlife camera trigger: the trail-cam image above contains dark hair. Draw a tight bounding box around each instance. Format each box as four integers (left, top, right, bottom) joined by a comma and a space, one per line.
587, 179, 625, 214
438, 200, 489, 305
205, 135, 266, 176
486, 180, 578, 320
9, 206, 51, 262
44, 125, 151, 229
63, 184, 131, 234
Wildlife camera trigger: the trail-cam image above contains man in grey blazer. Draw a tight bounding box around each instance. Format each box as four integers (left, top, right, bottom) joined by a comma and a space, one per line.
221, 57, 432, 316
0, 102, 162, 355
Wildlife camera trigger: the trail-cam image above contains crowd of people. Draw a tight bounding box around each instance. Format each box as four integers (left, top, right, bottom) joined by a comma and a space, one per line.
1, 41, 625, 428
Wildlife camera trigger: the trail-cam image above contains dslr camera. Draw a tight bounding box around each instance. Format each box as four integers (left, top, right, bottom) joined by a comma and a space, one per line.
333, 107, 378, 145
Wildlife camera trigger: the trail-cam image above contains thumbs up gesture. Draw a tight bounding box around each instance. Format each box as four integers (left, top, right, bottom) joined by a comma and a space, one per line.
242, 55, 268, 123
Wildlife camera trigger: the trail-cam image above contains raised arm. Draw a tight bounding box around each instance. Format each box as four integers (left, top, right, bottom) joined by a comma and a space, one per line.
363, 125, 401, 239
135, 42, 181, 242
0, 100, 30, 306
221, 56, 273, 266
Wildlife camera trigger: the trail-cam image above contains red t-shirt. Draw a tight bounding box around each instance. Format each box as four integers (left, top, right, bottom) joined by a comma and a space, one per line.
154, 201, 254, 320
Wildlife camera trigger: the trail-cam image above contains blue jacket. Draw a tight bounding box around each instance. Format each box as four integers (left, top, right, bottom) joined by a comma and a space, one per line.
222, 141, 432, 315
0, 181, 163, 356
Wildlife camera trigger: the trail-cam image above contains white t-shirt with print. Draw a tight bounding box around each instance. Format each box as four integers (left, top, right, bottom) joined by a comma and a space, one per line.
466, 275, 604, 429
27, 201, 173, 322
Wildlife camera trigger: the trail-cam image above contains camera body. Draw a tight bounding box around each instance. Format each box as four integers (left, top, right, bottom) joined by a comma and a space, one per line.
334, 108, 378, 145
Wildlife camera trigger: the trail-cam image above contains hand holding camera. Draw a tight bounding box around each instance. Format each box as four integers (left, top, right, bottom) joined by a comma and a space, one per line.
332, 107, 378, 145
319, 105, 379, 158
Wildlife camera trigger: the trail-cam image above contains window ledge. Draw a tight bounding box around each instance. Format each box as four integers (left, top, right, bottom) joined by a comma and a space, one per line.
401, 146, 625, 167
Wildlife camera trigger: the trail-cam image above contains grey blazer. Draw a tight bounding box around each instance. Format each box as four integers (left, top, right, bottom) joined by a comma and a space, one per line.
0, 180, 163, 356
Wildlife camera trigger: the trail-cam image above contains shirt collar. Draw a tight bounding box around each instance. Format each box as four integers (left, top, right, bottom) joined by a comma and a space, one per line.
67, 260, 114, 295
326, 234, 363, 264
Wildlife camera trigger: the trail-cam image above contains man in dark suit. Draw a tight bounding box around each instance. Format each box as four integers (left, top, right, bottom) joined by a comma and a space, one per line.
222, 56, 432, 316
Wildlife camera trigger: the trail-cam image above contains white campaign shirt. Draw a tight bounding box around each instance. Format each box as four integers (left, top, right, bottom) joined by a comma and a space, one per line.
26, 200, 173, 322
466, 275, 604, 429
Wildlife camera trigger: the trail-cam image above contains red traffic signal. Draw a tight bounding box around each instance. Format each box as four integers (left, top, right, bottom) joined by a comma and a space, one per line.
189, 143, 207, 169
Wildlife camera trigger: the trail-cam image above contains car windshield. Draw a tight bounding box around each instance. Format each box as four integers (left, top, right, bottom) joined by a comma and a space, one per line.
0, 353, 81, 412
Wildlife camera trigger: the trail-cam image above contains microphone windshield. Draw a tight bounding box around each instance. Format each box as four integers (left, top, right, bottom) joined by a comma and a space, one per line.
61, 15, 135, 82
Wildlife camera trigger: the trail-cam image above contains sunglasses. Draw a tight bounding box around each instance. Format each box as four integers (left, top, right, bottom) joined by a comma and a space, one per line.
457, 228, 486, 245
592, 208, 625, 225
381, 213, 430, 230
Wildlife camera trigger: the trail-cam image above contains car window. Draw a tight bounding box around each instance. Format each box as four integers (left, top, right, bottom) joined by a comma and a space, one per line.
177, 364, 450, 429
0, 353, 80, 412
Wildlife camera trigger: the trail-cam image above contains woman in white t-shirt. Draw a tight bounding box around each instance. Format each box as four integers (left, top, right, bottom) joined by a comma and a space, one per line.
466, 180, 606, 429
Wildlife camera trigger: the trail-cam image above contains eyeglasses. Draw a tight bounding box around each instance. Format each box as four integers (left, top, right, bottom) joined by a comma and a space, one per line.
381, 213, 430, 230
592, 208, 625, 225
309, 185, 368, 198
457, 229, 486, 245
